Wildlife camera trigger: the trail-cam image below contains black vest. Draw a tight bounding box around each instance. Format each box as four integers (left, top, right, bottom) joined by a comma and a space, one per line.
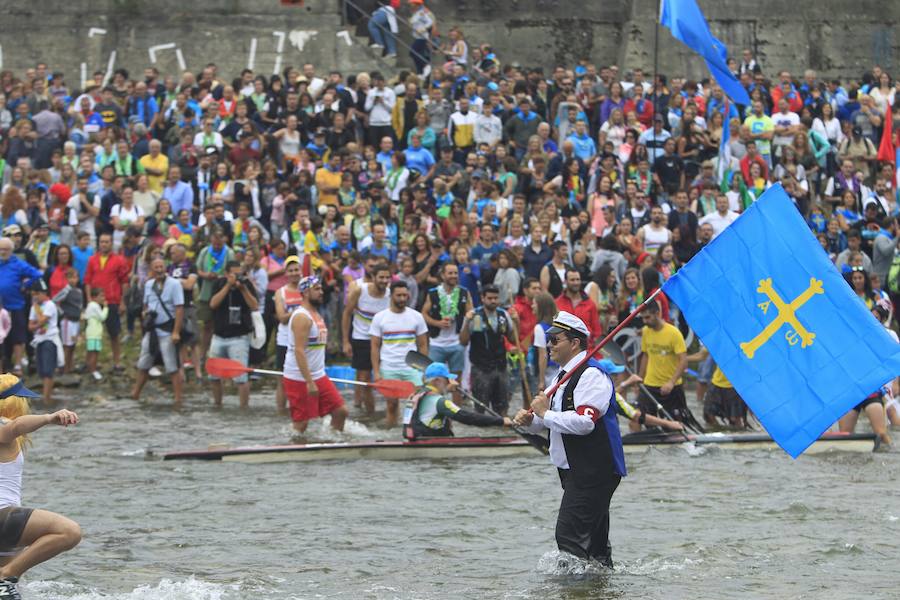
426, 286, 467, 338
467, 307, 510, 370
545, 261, 565, 297
560, 362, 619, 483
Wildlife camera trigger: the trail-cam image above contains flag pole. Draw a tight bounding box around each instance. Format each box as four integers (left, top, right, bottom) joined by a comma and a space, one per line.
652, 0, 661, 156
542, 288, 663, 398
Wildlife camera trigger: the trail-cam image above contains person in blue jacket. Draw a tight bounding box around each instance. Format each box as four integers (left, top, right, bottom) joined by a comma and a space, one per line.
0, 237, 43, 374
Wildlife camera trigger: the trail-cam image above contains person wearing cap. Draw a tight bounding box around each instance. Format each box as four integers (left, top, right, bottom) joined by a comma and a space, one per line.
27, 279, 60, 404
838, 121, 878, 180
284, 276, 347, 433
513, 310, 626, 566
139, 255, 186, 393
504, 98, 540, 161
273, 255, 303, 414
404, 362, 511, 440
637, 114, 672, 162
0, 237, 43, 376
0, 374, 80, 599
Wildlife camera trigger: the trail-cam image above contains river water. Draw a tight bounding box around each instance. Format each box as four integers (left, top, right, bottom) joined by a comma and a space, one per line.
14, 383, 900, 600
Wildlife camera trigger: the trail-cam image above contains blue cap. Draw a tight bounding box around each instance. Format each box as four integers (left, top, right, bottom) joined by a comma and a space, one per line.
424, 362, 457, 381
0, 379, 41, 399
596, 358, 625, 374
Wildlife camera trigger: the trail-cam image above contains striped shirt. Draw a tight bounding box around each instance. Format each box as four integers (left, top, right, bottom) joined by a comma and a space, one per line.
284, 306, 327, 382
351, 282, 389, 340
369, 307, 428, 365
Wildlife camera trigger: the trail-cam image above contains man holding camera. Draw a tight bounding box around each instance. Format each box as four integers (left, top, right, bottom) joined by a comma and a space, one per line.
208, 260, 258, 408
131, 257, 184, 406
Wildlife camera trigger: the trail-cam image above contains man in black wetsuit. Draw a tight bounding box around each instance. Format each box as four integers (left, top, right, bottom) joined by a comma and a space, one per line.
403, 362, 512, 439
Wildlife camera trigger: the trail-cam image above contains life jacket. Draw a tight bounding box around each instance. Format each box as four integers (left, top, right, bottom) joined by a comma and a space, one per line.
403, 386, 452, 440
559, 358, 626, 480
467, 307, 510, 369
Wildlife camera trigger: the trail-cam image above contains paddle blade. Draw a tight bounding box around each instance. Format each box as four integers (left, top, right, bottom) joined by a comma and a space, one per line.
404, 350, 432, 372
372, 379, 417, 399
206, 357, 253, 379
516, 429, 550, 455
603, 340, 629, 366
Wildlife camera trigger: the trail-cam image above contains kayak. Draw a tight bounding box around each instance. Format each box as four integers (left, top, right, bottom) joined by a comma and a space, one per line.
162, 431, 878, 463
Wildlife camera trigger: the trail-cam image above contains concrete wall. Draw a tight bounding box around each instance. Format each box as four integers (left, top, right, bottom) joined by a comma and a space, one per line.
0, 0, 895, 87
427, 0, 898, 79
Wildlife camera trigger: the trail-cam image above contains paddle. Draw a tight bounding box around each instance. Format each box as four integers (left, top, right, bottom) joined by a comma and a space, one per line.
404, 350, 549, 455
205, 358, 416, 399
603, 340, 700, 438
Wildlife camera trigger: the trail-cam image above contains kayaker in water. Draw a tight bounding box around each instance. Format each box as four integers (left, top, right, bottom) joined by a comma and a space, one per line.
403, 362, 513, 439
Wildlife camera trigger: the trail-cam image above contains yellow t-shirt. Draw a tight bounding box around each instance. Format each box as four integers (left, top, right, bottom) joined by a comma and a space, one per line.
315, 167, 342, 208
711, 366, 733, 389
139, 153, 169, 194
641, 322, 687, 387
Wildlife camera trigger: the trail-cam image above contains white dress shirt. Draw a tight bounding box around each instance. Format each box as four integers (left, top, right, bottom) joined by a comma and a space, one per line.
523, 350, 613, 469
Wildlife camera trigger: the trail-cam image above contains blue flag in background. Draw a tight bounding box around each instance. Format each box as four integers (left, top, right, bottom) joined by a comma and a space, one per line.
660, 0, 751, 105
662, 185, 900, 457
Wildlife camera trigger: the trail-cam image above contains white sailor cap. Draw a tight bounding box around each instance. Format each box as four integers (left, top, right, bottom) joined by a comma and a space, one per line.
546, 311, 590, 338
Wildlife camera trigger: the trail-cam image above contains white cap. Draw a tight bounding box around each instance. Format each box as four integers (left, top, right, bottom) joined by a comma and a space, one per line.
547, 311, 590, 338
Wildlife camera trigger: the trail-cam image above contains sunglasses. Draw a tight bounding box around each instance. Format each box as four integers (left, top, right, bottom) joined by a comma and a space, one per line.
547, 334, 567, 346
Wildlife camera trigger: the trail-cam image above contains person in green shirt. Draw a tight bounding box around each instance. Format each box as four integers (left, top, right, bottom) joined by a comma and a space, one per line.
743, 99, 774, 168
195, 227, 235, 357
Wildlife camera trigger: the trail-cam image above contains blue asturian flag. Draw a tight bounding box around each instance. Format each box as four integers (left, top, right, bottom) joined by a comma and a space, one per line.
659, 0, 751, 105
662, 184, 900, 457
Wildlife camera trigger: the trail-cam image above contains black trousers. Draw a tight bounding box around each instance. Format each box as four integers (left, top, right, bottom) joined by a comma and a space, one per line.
470, 363, 509, 415
556, 469, 621, 564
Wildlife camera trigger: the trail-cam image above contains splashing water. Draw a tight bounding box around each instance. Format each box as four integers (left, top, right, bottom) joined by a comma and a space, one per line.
22, 577, 242, 600
535, 550, 611, 577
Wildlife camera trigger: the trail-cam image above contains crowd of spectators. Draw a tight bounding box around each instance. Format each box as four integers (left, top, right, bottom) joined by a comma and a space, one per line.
0, 0, 897, 413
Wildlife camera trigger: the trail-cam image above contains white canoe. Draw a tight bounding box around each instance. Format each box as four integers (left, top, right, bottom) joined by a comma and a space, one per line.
162, 431, 877, 463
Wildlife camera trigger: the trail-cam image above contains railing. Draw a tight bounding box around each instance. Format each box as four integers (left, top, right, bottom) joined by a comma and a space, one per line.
340, 0, 441, 67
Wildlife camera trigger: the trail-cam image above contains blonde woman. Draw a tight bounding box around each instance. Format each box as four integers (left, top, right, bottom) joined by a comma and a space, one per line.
0, 374, 81, 598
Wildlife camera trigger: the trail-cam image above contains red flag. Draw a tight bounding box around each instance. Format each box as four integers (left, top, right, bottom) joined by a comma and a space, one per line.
877, 105, 894, 162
